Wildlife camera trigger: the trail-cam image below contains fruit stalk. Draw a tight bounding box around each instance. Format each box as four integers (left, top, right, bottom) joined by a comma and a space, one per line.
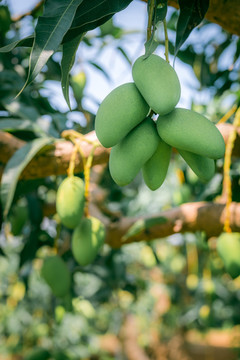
83, 143, 99, 217
223, 107, 240, 232
147, 0, 155, 41
163, 19, 169, 63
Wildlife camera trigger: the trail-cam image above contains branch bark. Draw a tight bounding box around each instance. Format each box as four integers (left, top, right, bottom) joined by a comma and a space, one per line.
141, 0, 240, 37
104, 201, 240, 248
0, 123, 239, 180
0, 131, 110, 180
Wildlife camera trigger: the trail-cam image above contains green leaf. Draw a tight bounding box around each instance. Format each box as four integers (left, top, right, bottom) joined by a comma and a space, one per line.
155, 1, 168, 23
0, 119, 43, 134
0, 36, 34, 52
117, 46, 131, 65
61, 33, 84, 110
175, 0, 209, 57
2, 100, 40, 121
144, 31, 159, 58
22, 0, 84, 91
63, 0, 133, 43
89, 61, 111, 81
122, 216, 167, 241
1, 137, 53, 217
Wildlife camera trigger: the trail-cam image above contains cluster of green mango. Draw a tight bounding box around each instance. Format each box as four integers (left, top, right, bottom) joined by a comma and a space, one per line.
95, 54, 225, 190
40, 176, 105, 297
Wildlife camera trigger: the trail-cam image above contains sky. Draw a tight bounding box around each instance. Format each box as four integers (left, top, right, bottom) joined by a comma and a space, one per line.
6, 0, 200, 115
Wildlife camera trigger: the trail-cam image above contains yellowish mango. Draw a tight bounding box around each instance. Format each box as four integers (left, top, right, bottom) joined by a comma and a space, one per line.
217, 232, 240, 279
109, 117, 159, 186
72, 216, 105, 266
95, 82, 149, 148
56, 176, 85, 229
41, 256, 71, 297
142, 138, 171, 190
157, 108, 225, 159
132, 54, 181, 115
178, 148, 215, 182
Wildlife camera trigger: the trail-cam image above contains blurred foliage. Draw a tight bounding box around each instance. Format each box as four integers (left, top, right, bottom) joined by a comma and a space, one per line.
0, 1, 240, 359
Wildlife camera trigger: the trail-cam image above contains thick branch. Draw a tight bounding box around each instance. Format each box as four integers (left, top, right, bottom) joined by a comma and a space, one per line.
0, 124, 239, 180
141, 0, 240, 37
0, 131, 110, 180
105, 202, 240, 248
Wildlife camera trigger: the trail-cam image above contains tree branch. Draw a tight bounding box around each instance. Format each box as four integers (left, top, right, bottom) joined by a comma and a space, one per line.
140, 0, 240, 37
104, 201, 240, 248
0, 131, 110, 180
0, 124, 239, 181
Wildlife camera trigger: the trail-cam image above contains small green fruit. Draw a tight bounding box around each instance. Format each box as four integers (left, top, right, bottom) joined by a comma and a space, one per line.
132, 54, 181, 115
95, 82, 149, 148
72, 216, 105, 266
177, 148, 215, 182
41, 256, 71, 297
56, 176, 85, 229
142, 138, 171, 190
217, 232, 240, 279
109, 117, 159, 186
157, 108, 225, 159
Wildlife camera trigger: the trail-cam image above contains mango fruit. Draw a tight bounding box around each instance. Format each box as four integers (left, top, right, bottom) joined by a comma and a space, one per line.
41, 256, 71, 297
95, 82, 149, 148
109, 117, 159, 186
56, 176, 85, 229
142, 138, 171, 190
72, 216, 105, 266
217, 232, 240, 279
157, 108, 225, 159
132, 54, 181, 115
177, 148, 215, 182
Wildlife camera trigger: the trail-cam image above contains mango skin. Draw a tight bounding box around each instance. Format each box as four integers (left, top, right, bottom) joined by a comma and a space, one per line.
41, 256, 71, 297
132, 54, 181, 115
217, 233, 240, 279
177, 148, 215, 182
142, 138, 171, 190
109, 117, 159, 186
95, 82, 150, 148
157, 108, 225, 159
56, 176, 85, 229
72, 216, 105, 266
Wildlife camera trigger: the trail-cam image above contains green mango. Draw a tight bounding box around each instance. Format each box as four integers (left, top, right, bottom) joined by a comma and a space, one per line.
132, 54, 181, 115
142, 138, 171, 190
109, 117, 159, 186
41, 256, 71, 297
56, 176, 85, 229
95, 82, 149, 148
72, 216, 105, 266
24, 348, 50, 360
157, 108, 225, 159
177, 148, 215, 182
217, 232, 240, 279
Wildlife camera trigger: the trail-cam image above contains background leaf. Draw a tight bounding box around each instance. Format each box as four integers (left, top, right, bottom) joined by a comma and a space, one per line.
0, 36, 34, 52
122, 216, 167, 241
1, 137, 53, 217
22, 0, 84, 90
175, 0, 209, 57
63, 0, 133, 43
61, 33, 84, 110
